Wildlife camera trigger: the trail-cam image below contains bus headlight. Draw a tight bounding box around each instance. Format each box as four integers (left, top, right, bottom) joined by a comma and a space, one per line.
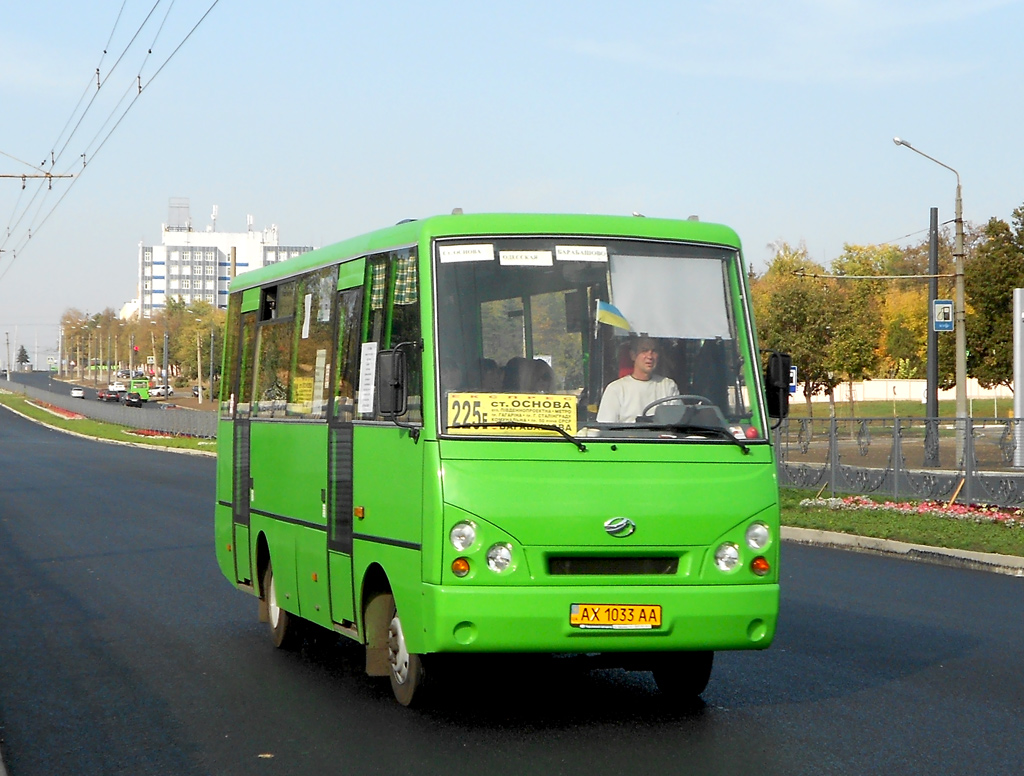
714, 542, 740, 572
450, 521, 477, 551
745, 522, 770, 550
486, 543, 513, 573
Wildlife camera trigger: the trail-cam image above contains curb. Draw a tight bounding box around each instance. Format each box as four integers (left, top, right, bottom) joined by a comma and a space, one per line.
0, 399, 216, 458
782, 526, 1024, 577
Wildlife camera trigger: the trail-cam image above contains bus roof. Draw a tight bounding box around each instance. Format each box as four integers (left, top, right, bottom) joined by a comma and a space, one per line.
228, 212, 743, 293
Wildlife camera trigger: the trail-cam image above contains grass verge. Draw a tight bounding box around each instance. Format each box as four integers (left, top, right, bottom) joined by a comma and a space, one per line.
0, 391, 215, 454
781, 487, 1024, 558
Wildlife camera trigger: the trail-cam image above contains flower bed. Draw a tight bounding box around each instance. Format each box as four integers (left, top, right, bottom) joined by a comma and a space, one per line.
26, 400, 85, 420
122, 428, 175, 439
800, 494, 1023, 528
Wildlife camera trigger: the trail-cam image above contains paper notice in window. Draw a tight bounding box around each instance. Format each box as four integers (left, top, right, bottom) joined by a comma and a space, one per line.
499, 250, 553, 267
302, 293, 313, 339
556, 245, 608, 262
446, 393, 577, 436
439, 244, 495, 263
357, 342, 378, 414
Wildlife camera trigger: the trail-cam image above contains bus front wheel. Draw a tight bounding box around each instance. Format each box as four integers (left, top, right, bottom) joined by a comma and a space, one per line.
652, 651, 714, 697
264, 563, 302, 650
386, 597, 426, 706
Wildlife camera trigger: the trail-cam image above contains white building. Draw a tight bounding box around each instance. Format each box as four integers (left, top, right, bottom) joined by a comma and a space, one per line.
138, 198, 313, 317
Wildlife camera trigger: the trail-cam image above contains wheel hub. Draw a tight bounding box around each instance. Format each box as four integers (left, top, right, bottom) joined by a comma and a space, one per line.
387, 615, 410, 684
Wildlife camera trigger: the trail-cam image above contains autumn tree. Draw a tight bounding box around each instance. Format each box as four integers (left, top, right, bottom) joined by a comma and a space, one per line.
751, 243, 841, 416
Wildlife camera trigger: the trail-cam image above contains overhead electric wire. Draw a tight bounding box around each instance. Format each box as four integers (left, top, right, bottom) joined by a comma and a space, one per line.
0, 149, 50, 176
4, 1, 152, 255
47, 0, 127, 166
0, 0, 223, 284
50, 1, 164, 172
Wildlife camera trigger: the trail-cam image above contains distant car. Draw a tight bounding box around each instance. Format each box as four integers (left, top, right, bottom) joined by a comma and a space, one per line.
70, 386, 85, 398
117, 370, 131, 379
150, 385, 174, 397
98, 388, 124, 402
109, 381, 126, 392
122, 391, 143, 408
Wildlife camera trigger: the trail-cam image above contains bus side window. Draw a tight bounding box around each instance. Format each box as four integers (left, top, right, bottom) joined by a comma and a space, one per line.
332, 286, 363, 422
388, 248, 422, 423
358, 248, 422, 423
220, 292, 243, 419
288, 265, 338, 419
253, 281, 297, 418
237, 313, 257, 418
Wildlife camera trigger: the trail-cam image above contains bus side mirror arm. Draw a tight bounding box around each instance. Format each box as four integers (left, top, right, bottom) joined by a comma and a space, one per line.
377, 342, 421, 443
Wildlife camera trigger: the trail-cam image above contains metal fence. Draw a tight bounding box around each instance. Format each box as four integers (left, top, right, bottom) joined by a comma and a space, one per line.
775, 416, 1024, 508
4, 382, 218, 438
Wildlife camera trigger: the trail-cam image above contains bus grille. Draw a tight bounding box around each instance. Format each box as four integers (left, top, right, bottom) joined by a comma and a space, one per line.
547, 557, 679, 575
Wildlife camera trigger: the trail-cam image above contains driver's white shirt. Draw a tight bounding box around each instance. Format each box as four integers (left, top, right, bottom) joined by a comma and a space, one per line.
597, 374, 679, 423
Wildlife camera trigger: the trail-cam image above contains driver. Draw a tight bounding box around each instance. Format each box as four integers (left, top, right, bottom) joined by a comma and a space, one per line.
597, 337, 679, 423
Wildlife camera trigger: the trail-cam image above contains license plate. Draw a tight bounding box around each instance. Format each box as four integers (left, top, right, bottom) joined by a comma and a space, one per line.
569, 603, 662, 630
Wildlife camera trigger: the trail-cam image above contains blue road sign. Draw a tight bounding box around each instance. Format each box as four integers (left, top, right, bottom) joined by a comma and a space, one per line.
933, 299, 954, 332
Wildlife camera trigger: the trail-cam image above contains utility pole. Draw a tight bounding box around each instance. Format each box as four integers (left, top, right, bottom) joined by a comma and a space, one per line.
4, 332, 9, 381
196, 330, 203, 404
163, 331, 169, 397
924, 207, 940, 466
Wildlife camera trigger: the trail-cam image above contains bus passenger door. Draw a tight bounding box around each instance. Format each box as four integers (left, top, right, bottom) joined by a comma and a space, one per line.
233, 310, 257, 584
326, 286, 363, 625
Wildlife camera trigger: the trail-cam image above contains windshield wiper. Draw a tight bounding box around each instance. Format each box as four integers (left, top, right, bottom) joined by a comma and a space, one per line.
606, 422, 751, 454
447, 422, 587, 452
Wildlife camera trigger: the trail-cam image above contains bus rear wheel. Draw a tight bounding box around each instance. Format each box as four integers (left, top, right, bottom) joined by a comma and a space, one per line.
652, 651, 714, 697
264, 563, 302, 650
385, 597, 426, 706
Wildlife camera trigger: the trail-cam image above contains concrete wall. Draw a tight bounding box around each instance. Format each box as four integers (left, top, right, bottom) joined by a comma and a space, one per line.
796, 378, 1013, 403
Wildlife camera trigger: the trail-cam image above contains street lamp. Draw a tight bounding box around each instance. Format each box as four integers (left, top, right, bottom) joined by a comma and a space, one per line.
893, 136, 966, 457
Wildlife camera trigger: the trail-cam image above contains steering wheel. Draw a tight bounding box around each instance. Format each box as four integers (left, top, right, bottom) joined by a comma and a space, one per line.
640, 394, 715, 418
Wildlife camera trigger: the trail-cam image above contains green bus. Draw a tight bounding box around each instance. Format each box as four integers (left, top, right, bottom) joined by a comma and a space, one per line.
214, 212, 789, 706
129, 378, 150, 402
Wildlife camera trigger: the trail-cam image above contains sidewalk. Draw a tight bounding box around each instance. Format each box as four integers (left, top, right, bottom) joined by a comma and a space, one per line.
782, 526, 1024, 577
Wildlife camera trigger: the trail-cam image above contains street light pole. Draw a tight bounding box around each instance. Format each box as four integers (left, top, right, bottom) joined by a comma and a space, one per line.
209, 327, 215, 406
893, 137, 967, 459
195, 319, 203, 405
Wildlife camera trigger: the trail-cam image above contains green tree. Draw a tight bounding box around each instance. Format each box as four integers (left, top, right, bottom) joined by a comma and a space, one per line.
752, 243, 841, 416
965, 206, 1024, 389
16, 345, 29, 367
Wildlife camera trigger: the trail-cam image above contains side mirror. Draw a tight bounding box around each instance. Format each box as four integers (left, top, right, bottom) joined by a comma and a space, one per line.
765, 352, 791, 420
376, 349, 408, 416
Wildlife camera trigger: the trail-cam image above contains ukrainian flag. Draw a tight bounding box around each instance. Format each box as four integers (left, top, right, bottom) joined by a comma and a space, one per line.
596, 300, 631, 331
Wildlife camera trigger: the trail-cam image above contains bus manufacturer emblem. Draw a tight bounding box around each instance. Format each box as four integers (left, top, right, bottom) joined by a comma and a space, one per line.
604, 517, 636, 538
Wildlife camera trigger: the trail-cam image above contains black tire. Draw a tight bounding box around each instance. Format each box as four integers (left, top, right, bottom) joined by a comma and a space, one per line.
385, 595, 427, 706
652, 651, 714, 697
264, 563, 302, 650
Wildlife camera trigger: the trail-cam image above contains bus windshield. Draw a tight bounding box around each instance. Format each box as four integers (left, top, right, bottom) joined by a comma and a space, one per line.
435, 236, 766, 443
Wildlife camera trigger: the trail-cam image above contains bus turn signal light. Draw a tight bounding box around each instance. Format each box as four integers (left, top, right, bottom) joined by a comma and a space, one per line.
452, 558, 470, 577
750, 556, 771, 576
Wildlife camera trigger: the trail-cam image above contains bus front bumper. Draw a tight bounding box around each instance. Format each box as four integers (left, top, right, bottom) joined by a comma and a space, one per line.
418, 582, 779, 654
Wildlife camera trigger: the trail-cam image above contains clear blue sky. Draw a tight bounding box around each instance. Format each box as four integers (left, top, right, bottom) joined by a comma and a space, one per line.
2, 0, 1023, 360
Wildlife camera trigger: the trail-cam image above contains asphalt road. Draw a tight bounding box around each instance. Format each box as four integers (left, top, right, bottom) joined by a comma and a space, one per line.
1, 408, 1022, 775
5, 370, 181, 410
